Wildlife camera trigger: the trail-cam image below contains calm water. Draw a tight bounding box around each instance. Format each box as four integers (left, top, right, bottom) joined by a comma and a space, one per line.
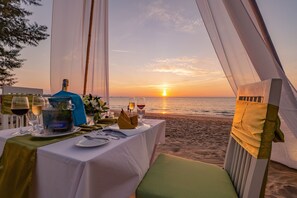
109, 97, 236, 117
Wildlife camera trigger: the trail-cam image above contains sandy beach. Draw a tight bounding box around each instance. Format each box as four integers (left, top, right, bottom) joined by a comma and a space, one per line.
144, 113, 297, 198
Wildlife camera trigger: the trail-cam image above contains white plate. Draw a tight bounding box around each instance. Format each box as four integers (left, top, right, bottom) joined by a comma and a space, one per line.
75, 137, 110, 148
31, 127, 81, 138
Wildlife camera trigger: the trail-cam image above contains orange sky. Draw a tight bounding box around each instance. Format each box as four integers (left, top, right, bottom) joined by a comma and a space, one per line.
13, 0, 236, 97
109, 76, 234, 97
15, 0, 297, 97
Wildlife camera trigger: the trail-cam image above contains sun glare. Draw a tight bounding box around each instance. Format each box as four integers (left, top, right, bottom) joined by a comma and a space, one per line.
162, 88, 167, 97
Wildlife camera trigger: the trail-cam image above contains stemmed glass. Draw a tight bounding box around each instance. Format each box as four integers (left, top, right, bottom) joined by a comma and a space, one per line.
137, 97, 146, 123
128, 97, 135, 115
26, 110, 38, 132
11, 96, 30, 135
32, 95, 45, 128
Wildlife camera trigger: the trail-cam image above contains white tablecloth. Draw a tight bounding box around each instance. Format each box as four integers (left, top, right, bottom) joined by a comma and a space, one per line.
0, 119, 166, 198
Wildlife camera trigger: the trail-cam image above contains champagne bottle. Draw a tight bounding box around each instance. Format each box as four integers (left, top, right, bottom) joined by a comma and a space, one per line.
62, 79, 69, 91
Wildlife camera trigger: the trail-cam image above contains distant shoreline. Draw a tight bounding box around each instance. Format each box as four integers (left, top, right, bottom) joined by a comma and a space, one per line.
109, 96, 236, 98
110, 109, 234, 119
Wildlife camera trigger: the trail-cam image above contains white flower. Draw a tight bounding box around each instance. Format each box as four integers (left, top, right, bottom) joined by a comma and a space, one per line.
83, 94, 109, 116
90, 100, 98, 107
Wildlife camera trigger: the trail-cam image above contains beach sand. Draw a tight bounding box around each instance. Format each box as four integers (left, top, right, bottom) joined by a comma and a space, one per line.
144, 113, 297, 198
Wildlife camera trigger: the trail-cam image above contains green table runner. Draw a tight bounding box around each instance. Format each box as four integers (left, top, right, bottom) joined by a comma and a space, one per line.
0, 124, 110, 198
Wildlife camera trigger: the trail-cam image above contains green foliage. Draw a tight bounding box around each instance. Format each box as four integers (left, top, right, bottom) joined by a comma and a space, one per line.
82, 94, 109, 117
0, 0, 49, 86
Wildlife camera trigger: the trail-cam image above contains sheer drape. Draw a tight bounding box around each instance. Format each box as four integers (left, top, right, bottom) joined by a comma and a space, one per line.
50, 0, 109, 103
196, 0, 297, 169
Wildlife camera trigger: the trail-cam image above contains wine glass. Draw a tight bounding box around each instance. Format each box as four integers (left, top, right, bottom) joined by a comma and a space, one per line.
26, 110, 38, 132
11, 96, 30, 135
128, 97, 135, 114
137, 97, 146, 123
32, 95, 45, 128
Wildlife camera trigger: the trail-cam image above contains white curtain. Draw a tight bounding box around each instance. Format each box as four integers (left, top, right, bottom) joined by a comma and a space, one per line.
50, 0, 109, 103
196, 0, 297, 169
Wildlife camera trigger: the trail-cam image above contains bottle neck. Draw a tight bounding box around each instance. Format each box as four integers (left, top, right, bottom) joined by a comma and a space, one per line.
62, 79, 69, 91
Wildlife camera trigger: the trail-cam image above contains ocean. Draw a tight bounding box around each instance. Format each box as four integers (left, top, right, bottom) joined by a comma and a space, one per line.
109, 97, 236, 117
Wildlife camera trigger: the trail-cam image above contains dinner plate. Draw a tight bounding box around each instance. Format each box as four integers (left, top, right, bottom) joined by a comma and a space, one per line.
75, 137, 110, 148
31, 126, 81, 138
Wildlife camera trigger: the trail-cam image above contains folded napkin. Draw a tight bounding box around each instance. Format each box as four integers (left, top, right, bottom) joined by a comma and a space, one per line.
103, 123, 151, 137
53, 90, 87, 126
118, 109, 138, 129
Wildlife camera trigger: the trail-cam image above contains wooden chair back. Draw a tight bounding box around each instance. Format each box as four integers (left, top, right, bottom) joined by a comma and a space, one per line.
224, 79, 282, 197
0, 86, 43, 130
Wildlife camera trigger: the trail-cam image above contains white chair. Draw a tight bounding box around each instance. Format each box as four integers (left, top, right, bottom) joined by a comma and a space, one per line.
136, 79, 282, 198
0, 86, 43, 130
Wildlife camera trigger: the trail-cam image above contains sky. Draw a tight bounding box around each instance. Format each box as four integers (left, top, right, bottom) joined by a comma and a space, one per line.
15, 0, 297, 97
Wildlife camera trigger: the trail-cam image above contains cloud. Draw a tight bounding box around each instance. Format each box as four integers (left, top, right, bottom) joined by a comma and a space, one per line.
147, 57, 224, 78
144, 0, 203, 33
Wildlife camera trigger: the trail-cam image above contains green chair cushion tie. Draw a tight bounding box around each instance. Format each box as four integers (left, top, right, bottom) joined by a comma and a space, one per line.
231, 100, 284, 159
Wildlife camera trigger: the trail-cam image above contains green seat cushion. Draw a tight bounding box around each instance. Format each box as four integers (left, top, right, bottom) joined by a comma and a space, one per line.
136, 154, 238, 198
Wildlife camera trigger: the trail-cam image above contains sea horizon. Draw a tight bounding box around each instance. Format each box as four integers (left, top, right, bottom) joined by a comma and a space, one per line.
109, 96, 235, 98
109, 96, 236, 118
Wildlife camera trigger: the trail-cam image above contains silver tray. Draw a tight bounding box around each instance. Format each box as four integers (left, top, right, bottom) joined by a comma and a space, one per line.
31, 127, 81, 138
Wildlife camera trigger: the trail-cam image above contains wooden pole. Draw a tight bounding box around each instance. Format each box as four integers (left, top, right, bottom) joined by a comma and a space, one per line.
83, 0, 95, 95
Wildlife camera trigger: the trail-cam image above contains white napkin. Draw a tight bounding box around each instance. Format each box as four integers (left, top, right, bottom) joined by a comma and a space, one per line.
103, 123, 151, 137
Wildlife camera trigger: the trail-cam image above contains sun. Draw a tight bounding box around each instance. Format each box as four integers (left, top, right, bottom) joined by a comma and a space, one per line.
162, 88, 167, 97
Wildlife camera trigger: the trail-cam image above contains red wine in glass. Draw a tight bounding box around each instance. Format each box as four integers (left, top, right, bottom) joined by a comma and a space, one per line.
137, 104, 145, 110
136, 97, 146, 123
11, 109, 29, 116
11, 96, 30, 136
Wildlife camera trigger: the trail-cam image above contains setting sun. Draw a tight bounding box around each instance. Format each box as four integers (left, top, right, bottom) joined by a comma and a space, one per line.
162, 88, 167, 97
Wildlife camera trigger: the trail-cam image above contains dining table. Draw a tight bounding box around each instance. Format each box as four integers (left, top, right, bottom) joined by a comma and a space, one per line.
0, 119, 166, 198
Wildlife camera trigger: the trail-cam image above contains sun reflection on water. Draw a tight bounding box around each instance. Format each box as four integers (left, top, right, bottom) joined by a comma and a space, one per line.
162, 97, 168, 114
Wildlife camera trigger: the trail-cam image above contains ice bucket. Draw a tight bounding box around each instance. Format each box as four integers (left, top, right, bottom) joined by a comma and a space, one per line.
42, 97, 75, 133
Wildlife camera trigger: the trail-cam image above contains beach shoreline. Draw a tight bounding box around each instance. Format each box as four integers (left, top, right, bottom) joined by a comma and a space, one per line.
142, 113, 297, 198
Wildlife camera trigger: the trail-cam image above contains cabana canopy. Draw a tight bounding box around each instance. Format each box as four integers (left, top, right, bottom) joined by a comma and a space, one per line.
50, 0, 109, 102
50, 0, 297, 169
